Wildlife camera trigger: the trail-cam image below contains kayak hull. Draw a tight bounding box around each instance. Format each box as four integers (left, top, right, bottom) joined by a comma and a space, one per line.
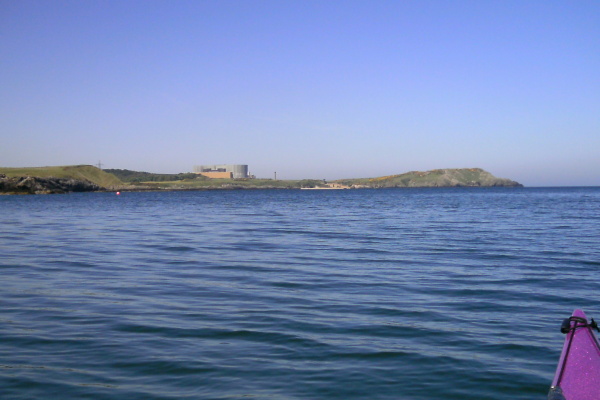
549, 309, 600, 400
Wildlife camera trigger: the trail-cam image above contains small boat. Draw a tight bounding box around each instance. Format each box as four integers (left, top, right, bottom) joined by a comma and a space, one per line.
548, 309, 600, 400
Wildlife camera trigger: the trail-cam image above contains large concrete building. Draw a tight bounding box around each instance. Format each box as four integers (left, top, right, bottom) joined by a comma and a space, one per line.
194, 164, 249, 179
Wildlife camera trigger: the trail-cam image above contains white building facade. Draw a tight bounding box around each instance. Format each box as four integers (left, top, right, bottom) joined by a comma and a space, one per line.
193, 164, 249, 179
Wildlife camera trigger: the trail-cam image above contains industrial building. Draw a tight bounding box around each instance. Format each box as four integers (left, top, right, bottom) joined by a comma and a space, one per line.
193, 164, 249, 179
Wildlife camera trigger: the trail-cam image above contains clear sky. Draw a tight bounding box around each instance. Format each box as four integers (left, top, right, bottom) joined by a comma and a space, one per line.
1, 0, 599, 185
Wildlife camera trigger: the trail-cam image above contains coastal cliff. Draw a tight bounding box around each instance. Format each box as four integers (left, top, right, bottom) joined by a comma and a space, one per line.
0, 174, 103, 194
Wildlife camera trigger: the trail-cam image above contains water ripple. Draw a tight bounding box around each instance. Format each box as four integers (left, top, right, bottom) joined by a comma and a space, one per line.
1, 188, 599, 399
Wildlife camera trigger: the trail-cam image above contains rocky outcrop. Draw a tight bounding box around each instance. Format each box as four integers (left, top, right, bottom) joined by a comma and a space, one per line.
0, 174, 104, 194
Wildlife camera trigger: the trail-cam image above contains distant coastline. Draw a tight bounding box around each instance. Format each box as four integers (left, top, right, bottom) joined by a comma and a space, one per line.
0, 166, 523, 195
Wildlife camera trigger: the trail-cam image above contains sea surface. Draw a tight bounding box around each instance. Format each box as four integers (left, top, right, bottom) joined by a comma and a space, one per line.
1, 187, 599, 400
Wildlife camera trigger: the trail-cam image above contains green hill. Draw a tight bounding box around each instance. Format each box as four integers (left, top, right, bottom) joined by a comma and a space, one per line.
104, 169, 206, 183
335, 168, 522, 188
0, 165, 123, 188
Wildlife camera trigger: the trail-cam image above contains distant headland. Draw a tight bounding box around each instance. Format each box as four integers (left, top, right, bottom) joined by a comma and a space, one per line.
0, 165, 522, 195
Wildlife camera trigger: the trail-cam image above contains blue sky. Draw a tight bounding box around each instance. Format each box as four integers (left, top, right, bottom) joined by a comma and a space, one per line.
1, 0, 599, 185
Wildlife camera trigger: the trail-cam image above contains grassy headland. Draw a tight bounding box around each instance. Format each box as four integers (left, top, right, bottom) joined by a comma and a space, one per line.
0, 165, 123, 188
334, 168, 522, 188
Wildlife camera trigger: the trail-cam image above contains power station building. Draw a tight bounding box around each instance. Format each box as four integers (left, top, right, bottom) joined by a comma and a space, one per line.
193, 164, 249, 179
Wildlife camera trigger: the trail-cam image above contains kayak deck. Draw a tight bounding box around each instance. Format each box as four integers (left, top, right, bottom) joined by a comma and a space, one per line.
549, 309, 600, 400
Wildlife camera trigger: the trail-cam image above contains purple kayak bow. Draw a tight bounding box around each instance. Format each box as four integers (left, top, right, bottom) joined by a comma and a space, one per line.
548, 309, 600, 400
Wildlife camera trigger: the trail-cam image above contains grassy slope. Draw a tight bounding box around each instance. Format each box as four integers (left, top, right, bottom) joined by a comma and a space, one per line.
135, 178, 323, 189
104, 169, 205, 183
0, 165, 123, 188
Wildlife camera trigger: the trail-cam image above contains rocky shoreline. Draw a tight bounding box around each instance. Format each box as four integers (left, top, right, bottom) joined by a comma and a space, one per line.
0, 174, 103, 195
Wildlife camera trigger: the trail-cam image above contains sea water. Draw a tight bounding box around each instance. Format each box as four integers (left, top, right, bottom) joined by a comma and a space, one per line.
1, 187, 599, 399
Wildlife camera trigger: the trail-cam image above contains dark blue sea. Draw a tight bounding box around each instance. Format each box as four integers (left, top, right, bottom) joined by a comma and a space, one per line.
1, 187, 599, 400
